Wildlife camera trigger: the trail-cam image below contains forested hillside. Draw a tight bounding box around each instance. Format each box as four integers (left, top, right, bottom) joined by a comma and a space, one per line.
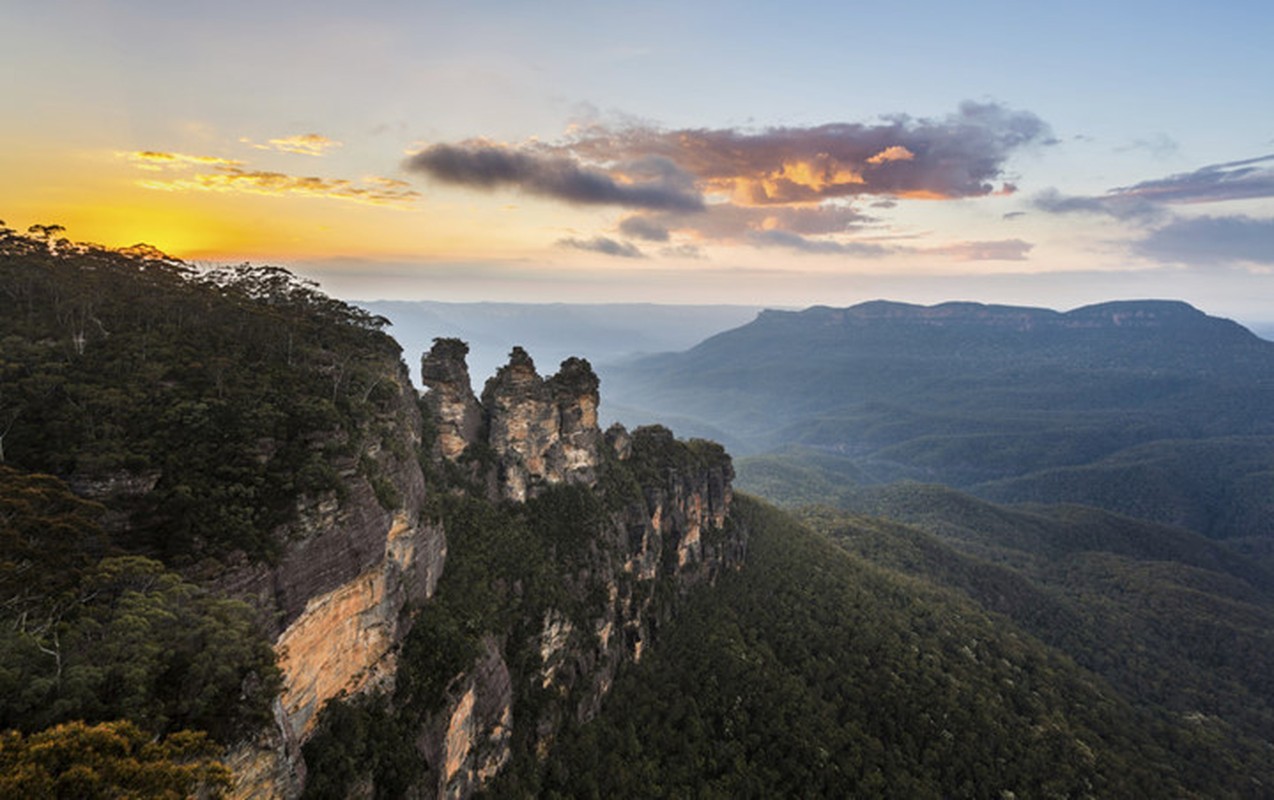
526, 496, 1274, 798
0, 224, 746, 797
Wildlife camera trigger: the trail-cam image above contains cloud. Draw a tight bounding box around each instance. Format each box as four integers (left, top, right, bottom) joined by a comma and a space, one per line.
659, 244, 706, 259
866, 145, 916, 165
1034, 154, 1274, 221
622, 203, 874, 245
404, 101, 1051, 255
1110, 153, 1274, 204
1115, 133, 1178, 159
267, 133, 342, 156
558, 100, 1051, 204
1032, 187, 1164, 221
403, 142, 705, 211
925, 239, 1034, 261
557, 236, 645, 258
618, 214, 670, 242
1002, 211, 1027, 220
125, 150, 419, 207
1134, 215, 1274, 267
240, 133, 343, 156
121, 151, 243, 171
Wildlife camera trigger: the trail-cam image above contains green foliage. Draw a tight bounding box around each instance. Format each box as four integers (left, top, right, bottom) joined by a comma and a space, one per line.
0, 719, 230, 799
0, 553, 280, 742
534, 496, 1274, 798
300, 693, 423, 800
0, 225, 406, 564
809, 484, 1274, 745
0, 465, 109, 624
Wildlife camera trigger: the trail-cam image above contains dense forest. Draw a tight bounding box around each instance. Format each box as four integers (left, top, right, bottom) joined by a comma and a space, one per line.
519, 497, 1274, 798
0, 224, 407, 796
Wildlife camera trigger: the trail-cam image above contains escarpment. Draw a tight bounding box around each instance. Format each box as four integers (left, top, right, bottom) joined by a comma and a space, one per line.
231, 339, 744, 798
0, 241, 741, 799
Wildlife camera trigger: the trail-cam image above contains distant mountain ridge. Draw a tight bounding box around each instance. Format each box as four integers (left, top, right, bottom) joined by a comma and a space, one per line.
607, 299, 1274, 542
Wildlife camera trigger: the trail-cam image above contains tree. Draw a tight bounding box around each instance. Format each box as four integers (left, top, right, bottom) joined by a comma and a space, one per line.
0, 720, 230, 799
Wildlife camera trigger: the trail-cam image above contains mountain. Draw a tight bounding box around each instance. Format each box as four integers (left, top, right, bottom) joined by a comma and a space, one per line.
611, 300, 1274, 541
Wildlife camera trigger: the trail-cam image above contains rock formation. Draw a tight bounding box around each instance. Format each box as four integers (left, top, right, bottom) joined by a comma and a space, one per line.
224, 341, 741, 798
421, 338, 484, 461
424, 340, 605, 502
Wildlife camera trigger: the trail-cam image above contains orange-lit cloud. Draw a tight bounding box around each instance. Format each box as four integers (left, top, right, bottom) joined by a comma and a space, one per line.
121, 150, 245, 171
240, 133, 343, 156
124, 150, 418, 208
866, 145, 916, 165
405, 101, 1051, 256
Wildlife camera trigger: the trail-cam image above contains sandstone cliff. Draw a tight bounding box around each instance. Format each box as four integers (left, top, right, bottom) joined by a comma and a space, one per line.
219, 356, 444, 797
224, 340, 742, 798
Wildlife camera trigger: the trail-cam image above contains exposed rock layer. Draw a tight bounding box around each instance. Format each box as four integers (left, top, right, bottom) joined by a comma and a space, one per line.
230, 343, 739, 798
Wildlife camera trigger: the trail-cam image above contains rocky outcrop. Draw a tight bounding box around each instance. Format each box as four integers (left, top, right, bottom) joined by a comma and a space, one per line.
227, 343, 741, 799
420, 637, 514, 800
423, 340, 605, 502
425, 420, 744, 793
421, 338, 484, 461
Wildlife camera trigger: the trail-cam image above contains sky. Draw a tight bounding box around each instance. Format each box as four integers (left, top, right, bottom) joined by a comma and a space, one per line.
4, 0, 1274, 322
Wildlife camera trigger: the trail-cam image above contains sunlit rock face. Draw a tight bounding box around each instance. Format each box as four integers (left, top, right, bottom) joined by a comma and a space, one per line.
230, 343, 742, 800
419, 637, 514, 800
221, 358, 444, 799
421, 343, 605, 502
421, 338, 484, 460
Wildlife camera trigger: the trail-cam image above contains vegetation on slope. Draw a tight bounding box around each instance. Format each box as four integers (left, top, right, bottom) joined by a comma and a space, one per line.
1, 222, 405, 564
302, 430, 736, 798
532, 496, 1273, 798
803, 484, 1274, 744
1, 224, 416, 791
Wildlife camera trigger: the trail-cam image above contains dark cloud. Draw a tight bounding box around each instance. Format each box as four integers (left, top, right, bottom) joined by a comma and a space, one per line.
1110, 153, 1274, 204
1033, 187, 1164, 221
1002, 211, 1027, 220
1035, 154, 1274, 222
749, 229, 891, 257
408, 101, 1051, 255
404, 142, 705, 211
626, 204, 874, 244
618, 214, 670, 242
1135, 215, 1274, 266
557, 236, 645, 258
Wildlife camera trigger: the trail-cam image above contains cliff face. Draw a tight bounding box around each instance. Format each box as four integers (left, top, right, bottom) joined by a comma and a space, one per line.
226, 340, 741, 798
414, 346, 742, 798
221, 359, 444, 798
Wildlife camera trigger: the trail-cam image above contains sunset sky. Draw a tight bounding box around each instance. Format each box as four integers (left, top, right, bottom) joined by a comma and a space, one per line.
5, 1, 1273, 321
